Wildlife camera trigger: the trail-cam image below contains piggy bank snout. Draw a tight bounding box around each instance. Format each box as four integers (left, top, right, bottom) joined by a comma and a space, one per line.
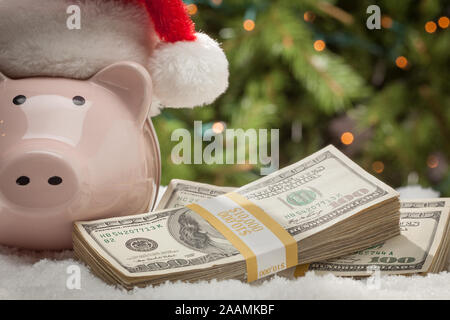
0, 151, 80, 209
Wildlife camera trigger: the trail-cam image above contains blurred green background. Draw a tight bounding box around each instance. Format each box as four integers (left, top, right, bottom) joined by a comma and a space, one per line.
153, 0, 450, 196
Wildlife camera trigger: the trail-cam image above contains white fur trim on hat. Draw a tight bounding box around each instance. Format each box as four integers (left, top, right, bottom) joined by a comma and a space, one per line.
148, 33, 229, 109
0, 0, 156, 79
0, 1, 229, 110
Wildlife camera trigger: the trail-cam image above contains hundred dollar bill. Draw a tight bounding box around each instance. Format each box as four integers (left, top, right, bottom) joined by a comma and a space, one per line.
291, 199, 450, 277
401, 198, 450, 209
73, 145, 400, 287
156, 180, 236, 210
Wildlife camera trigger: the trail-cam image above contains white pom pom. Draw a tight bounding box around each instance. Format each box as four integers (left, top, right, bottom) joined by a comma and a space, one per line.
148, 33, 229, 109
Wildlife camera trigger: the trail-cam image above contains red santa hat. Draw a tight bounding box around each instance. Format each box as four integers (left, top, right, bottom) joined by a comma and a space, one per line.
0, 0, 229, 114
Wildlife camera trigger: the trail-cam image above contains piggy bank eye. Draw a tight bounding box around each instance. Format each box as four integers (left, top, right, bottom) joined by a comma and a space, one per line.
73, 96, 85, 106
13, 95, 26, 105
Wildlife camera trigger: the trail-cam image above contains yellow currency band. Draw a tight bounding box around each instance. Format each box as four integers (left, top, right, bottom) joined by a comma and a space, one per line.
294, 264, 310, 277
187, 192, 298, 282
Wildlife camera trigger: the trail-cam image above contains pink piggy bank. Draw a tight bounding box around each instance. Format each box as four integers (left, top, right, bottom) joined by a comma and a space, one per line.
0, 62, 160, 250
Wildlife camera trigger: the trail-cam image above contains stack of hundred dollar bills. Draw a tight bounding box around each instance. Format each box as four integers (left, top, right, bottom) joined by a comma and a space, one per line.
158, 184, 450, 279
74, 145, 408, 289
286, 198, 450, 278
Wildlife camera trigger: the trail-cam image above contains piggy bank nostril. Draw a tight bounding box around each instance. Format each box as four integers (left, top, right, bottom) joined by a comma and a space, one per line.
16, 176, 30, 186
48, 176, 63, 186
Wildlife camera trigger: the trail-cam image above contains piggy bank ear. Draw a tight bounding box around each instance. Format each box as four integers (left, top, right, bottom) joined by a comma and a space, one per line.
90, 62, 152, 127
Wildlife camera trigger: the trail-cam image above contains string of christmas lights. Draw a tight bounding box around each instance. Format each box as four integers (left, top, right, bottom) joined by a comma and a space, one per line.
155, 1, 449, 191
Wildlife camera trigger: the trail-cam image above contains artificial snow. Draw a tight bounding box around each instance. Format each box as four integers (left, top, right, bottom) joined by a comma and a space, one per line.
0, 185, 448, 299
